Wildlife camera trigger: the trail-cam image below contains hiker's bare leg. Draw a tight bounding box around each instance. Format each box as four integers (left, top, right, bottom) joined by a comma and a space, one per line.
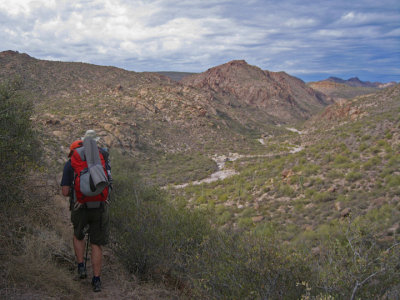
91, 244, 102, 277
73, 235, 85, 263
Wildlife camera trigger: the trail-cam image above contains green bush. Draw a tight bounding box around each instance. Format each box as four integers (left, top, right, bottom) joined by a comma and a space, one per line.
0, 79, 39, 202
277, 183, 296, 198
363, 156, 381, 170
217, 210, 233, 225
359, 142, 368, 152
189, 231, 309, 299
333, 154, 351, 167
238, 217, 254, 229
345, 171, 363, 182
307, 219, 400, 299
111, 177, 210, 278
313, 191, 335, 203
386, 175, 400, 188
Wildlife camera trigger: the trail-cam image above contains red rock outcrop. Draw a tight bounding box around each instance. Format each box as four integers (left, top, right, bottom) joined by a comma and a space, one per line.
181, 60, 332, 122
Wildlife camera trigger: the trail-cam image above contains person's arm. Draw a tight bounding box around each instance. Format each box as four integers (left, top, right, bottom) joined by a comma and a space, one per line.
60, 160, 74, 196
62, 186, 70, 196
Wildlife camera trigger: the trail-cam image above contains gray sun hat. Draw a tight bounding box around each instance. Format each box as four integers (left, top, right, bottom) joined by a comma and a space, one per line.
81, 129, 100, 141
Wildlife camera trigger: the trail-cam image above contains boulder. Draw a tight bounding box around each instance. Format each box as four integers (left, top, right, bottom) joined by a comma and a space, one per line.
252, 216, 264, 223
340, 207, 351, 218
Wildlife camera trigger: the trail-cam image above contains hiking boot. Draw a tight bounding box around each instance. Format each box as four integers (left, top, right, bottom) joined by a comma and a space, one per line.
77, 265, 87, 279
92, 277, 101, 292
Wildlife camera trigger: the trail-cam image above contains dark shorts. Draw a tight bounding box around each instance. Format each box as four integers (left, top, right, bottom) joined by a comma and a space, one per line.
71, 204, 109, 246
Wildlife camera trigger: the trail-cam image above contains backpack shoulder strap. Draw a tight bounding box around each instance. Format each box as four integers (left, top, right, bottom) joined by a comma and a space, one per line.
99, 147, 109, 161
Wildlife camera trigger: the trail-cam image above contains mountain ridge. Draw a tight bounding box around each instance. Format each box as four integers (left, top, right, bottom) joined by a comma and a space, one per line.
181, 60, 332, 122
324, 76, 396, 88
0, 51, 334, 164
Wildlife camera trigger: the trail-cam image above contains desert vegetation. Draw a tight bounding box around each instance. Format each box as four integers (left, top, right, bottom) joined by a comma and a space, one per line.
1, 53, 399, 298
110, 148, 400, 299
0, 79, 83, 298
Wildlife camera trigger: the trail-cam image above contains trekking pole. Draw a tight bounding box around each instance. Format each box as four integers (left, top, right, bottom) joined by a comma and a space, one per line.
82, 224, 90, 271
85, 232, 90, 270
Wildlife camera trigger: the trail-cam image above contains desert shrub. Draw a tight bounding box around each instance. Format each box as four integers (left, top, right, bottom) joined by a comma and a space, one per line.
0, 79, 39, 202
377, 139, 389, 147
363, 156, 381, 170
110, 154, 211, 278
313, 191, 335, 203
345, 171, 363, 182
217, 192, 229, 202
361, 135, 371, 141
196, 195, 207, 204
386, 174, 400, 188
305, 188, 316, 199
189, 231, 310, 299
309, 177, 325, 189
386, 155, 400, 168
0, 78, 79, 297
238, 217, 254, 229
307, 218, 400, 299
333, 154, 351, 167
327, 169, 343, 179
277, 183, 297, 198
385, 132, 393, 139
303, 163, 321, 176
217, 210, 233, 225
359, 142, 368, 152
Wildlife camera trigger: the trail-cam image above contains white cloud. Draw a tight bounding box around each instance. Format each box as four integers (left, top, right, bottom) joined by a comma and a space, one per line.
284, 18, 316, 28
384, 28, 400, 37
338, 11, 399, 25
0, 0, 56, 16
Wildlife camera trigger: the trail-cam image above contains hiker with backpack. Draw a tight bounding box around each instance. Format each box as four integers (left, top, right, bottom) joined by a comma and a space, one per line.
60, 130, 112, 293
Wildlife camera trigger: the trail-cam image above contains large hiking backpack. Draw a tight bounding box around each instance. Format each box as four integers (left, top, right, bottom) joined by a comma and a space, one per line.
71, 137, 110, 205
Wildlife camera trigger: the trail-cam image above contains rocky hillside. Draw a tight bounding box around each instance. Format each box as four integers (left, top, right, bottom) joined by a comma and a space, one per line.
0, 52, 335, 176
0, 51, 235, 163
181, 60, 332, 122
306, 83, 400, 134
171, 82, 400, 238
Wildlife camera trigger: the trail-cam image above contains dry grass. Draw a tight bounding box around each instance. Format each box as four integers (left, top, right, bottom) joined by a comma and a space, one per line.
0, 173, 82, 299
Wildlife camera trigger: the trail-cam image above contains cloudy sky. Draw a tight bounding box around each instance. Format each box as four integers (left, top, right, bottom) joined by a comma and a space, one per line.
0, 0, 399, 82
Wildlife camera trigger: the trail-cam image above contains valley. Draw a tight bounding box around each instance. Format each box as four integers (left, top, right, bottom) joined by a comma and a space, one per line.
1, 50, 399, 299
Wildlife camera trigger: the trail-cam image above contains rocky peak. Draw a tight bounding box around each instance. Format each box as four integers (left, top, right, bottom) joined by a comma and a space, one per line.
182, 60, 331, 122
223, 60, 248, 67
347, 77, 362, 83
0, 50, 31, 59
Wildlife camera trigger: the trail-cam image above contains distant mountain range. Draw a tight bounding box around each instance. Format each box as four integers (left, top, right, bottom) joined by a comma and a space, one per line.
323, 76, 396, 89
307, 76, 397, 99
156, 71, 196, 82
